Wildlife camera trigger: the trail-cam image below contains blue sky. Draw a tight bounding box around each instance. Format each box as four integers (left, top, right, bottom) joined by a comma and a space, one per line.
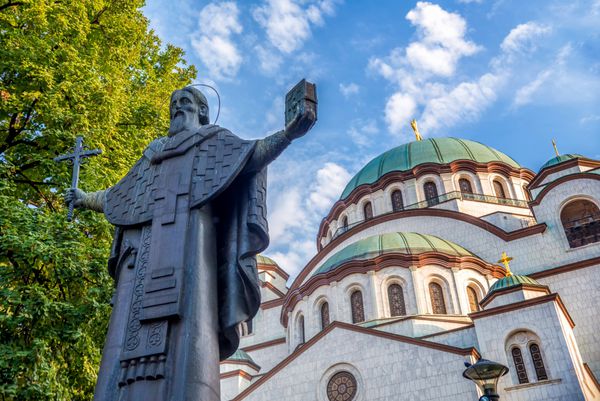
143, 0, 600, 279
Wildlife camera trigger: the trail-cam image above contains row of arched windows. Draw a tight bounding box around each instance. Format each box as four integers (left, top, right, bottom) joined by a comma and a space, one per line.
355, 177, 519, 223
299, 282, 482, 339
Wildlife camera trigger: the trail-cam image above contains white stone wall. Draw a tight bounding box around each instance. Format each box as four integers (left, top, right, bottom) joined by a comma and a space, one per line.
537, 264, 600, 377
243, 342, 288, 374
374, 316, 473, 338
239, 325, 479, 401
473, 300, 587, 401
239, 304, 286, 349
417, 326, 479, 349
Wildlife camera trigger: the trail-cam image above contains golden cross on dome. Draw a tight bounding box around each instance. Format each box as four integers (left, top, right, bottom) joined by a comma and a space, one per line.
497, 252, 513, 277
410, 119, 423, 141
552, 139, 560, 157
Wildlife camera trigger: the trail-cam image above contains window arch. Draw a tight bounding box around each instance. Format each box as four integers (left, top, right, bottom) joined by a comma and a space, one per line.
529, 343, 548, 381
493, 179, 507, 198
428, 282, 447, 314
341, 216, 348, 231
466, 286, 480, 312
560, 199, 600, 248
458, 178, 473, 194
506, 330, 549, 385
511, 346, 529, 384
297, 315, 305, 345
391, 190, 404, 212
320, 301, 330, 330
363, 202, 373, 220
350, 290, 365, 323
240, 319, 253, 336
423, 181, 439, 206
387, 284, 406, 316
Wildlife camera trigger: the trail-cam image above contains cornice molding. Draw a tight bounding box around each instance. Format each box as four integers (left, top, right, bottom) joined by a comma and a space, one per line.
478, 284, 550, 308
528, 158, 600, 189
231, 320, 479, 401
220, 369, 253, 381
529, 172, 600, 207
529, 256, 600, 279
241, 337, 286, 352
469, 293, 575, 328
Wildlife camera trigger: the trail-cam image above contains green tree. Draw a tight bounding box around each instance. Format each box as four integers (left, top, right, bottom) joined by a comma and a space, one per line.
0, 1, 196, 399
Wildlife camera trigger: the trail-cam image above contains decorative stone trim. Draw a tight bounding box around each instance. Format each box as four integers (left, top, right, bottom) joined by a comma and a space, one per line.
418, 324, 475, 340
258, 263, 290, 280
584, 363, 600, 392
529, 173, 600, 206
478, 283, 551, 308
529, 256, 600, 280
241, 337, 286, 352
504, 378, 562, 391
528, 157, 600, 189
220, 369, 253, 381
220, 359, 261, 371
469, 293, 575, 328
261, 281, 286, 298
260, 298, 285, 309
231, 321, 480, 401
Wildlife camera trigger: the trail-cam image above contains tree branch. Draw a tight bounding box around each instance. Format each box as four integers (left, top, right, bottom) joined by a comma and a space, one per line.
0, 1, 24, 12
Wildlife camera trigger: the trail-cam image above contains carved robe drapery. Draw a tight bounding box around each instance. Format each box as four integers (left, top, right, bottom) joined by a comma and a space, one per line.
94, 125, 268, 400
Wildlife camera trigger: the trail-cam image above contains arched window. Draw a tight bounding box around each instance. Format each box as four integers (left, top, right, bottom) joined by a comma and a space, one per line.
297, 315, 305, 345
511, 347, 529, 384
529, 343, 548, 381
429, 282, 447, 314
363, 202, 373, 220
423, 181, 439, 206
350, 290, 365, 323
342, 216, 348, 231
560, 199, 600, 248
467, 286, 480, 312
387, 284, 406, 316
459, 178, 473, 194
391, 190, 404, 212
320, 302, 330, 330
493, 179, 507, 198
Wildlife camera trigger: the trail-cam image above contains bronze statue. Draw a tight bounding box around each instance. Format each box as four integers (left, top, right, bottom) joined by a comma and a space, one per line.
66, 84, 316, 400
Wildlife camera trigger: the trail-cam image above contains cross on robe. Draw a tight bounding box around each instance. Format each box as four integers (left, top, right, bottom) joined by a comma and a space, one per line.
154, 172, 189, 225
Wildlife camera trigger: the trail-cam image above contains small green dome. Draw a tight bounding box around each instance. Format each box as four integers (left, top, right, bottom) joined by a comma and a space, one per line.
539, 154, 584, 171
340, 138, 520, 199
314, 232, 475, 276
257, 254, 278, 266
488, 274, 543, 294
227, 349, 259, 367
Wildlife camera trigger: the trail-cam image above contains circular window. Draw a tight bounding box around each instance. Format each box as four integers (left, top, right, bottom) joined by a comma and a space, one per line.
327, 371, 357, 401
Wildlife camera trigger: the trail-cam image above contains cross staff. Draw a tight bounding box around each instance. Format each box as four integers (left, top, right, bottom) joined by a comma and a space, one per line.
54, 136, 102, 221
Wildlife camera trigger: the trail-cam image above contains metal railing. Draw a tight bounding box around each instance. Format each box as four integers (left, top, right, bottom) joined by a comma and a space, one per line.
331, 191, 529, 240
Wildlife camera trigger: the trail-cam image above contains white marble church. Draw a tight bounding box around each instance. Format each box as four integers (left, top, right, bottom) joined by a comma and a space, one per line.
219, 130, 600, 401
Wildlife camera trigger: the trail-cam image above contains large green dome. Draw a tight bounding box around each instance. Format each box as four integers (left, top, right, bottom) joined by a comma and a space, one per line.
314, 232, 476, 276
340, 138, 520, 199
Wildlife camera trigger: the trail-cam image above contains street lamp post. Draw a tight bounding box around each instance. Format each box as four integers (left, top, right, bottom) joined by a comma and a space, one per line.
463, 358, 509, 401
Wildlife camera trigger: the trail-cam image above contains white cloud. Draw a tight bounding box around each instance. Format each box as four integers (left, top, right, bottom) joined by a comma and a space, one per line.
512, 69, 552, 108
500, 22, 551, 54
339, 82, 360, 98
191, 2, 243, 80
405, 2, 481, 76
371, 1, 555, 135
348, 119, 379, 148
385, 93, 418, 135
255, 45, 283, 74
580, 115, 600, 124
308, 163, 351, 213
253, 0, 338, 54
458, 0, 484, 3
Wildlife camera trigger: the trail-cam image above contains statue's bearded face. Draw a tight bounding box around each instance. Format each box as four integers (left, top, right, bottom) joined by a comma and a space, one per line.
168, 90, 207, 136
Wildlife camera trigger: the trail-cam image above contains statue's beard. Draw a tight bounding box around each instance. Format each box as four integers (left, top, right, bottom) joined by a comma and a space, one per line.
168, 111, 197, 136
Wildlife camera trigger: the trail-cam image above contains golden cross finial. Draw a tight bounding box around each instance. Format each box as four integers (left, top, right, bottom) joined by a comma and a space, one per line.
410, 119, 423, 141
552, 139, 560, 157
497, 252, 513, 277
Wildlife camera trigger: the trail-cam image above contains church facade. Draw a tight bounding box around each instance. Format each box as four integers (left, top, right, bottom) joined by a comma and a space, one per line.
219, 137, 600, 401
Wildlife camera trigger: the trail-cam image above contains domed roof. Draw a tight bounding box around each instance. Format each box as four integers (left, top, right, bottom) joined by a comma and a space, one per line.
257, 254, 278, 266
226, 349, 260, 368
340, 138, 520, 199
314, 232, 476, 276
539, 154, 584, 171
487, 274, 543, 294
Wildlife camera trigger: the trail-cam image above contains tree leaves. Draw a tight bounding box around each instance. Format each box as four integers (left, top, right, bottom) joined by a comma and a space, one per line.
0, 1, 196, 399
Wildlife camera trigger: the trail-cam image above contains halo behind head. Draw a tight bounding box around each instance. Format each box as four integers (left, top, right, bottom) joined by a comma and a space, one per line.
171, 86, 210, 125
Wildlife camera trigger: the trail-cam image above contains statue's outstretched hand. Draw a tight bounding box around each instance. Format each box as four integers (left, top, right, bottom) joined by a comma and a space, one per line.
284, 108, 316, 141
65, 188, 86, 208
